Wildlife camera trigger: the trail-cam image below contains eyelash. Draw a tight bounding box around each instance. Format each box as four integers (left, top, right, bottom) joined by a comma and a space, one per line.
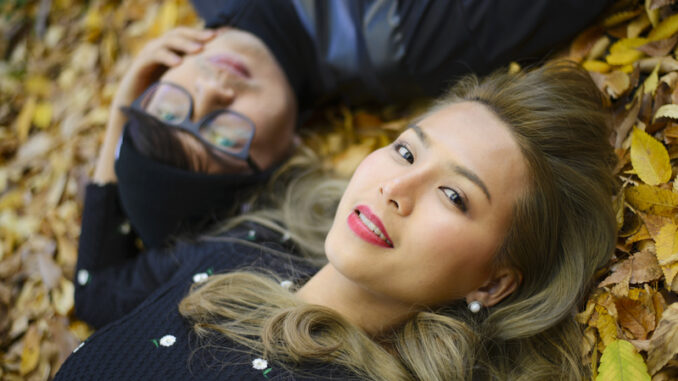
392, 140, 468, 213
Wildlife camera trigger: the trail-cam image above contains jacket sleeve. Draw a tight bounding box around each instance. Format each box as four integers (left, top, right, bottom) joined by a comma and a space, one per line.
74, 183, 181, 328
191, 0, 613, 106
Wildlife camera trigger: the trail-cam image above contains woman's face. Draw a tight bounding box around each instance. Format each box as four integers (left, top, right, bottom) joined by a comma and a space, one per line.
159, 28, 297, 173
324, 102, 528, 308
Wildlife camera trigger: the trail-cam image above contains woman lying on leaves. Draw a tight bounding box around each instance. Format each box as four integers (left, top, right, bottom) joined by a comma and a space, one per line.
56, 60, 617, 380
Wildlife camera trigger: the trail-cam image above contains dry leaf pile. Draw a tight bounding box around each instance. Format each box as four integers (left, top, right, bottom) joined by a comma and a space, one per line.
1, 0, 678, 380
569, 1, 678, 379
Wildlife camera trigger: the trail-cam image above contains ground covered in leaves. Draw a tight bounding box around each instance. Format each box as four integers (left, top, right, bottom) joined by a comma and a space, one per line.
1, 0, 677, 380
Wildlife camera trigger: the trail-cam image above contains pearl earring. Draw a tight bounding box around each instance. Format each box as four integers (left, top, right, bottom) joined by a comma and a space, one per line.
468, 300, 482, 313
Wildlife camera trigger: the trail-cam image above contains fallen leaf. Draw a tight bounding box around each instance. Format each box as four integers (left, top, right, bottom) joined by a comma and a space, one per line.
631, 249, 664, 283
629, 13, 652, 38
19, 324, 40, 376
584, 60, 612, 73
653, 103, 678, 122
597, 339, 651, 380
596, 305, 620, 347
630, 127, 672, 185
32, 101, 52, 129
654, 223, 678, 287
643, 62, 661, 94
615, 296, 656, 339
648, 13, 678, 40
625, 184, 678, 216
605, 10, 643, 28
636, 34, 678, 55
570, 26, 604, 61
14, 96, 37, 143
647, 303, 678, 374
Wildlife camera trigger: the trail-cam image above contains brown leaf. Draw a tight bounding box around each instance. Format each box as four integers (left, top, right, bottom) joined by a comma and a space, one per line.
570, 26, 604, 62
614, 96, 641, 148
637, 34, 678, 55
647, 303, 678, 374
615, 296, 656, 339
631, 249, 665, 283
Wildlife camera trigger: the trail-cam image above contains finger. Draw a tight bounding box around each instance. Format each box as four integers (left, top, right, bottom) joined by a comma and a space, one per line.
167, 27, 215, 42
163, 35, 206, 54
153, 50, 182, 67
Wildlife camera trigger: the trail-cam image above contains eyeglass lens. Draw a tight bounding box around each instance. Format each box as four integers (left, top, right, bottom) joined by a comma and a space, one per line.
141, 84, 253, 156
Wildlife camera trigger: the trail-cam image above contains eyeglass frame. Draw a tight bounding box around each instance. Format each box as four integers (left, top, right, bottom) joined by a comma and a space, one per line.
128, 81, 261, 173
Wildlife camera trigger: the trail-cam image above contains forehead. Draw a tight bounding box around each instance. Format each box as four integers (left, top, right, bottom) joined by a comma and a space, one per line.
416, 101, 528, 210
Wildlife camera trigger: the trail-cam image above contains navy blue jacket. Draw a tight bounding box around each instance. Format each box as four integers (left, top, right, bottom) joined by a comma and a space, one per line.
191, 0, 613, 108
55, 184, 359, 380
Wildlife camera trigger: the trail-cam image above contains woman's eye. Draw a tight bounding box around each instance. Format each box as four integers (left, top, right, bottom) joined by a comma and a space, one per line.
440, 187, 467, 212
159, 110, 180, 122
395, 143, 414, 164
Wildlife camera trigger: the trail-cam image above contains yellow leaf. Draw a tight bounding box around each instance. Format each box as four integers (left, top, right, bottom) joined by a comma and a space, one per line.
32, 102, 52, 129
646, 0, 660, 27
606, 49, 645, 66
653, 103, 678, 122
583, 60, 611, 73
630, 127, 671, 185
19, 324, 40, 376
52, 278, 74, 315
610, 38, 650, 53
596, 340, 651, 381
655, 223, 678, 288
648, 13, 678, 41
629, 13, 651, 38
625, 184, 678, 216
25, 75, 51, 97
595, 305, 619, 347
643, 62, 660, 94
83, 6, 103, 41
604, 10, 642, 28
647, 303, 678, 375
150, 0, 178, 37
14, 96, 36, 143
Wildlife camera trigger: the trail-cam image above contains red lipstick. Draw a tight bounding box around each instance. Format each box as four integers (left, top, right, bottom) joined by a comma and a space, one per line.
347, 205, 393, 248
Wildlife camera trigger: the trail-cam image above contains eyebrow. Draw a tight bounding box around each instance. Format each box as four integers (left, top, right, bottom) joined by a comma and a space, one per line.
407, 125, 492, 203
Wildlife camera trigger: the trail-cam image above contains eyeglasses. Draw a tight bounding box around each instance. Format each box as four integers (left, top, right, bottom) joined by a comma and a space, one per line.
129, 82, 260, 173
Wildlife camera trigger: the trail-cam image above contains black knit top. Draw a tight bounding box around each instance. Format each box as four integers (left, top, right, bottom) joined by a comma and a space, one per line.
54, 184, 361, 380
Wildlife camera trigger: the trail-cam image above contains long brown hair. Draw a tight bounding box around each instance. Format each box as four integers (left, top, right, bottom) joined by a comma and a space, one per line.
179, 61, 618, 380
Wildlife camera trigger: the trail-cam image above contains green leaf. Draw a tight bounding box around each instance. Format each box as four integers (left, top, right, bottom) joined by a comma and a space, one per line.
597, 340, 651, 381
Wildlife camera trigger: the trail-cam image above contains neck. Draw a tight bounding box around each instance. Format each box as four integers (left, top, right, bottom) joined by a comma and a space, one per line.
295, 264, 418, 337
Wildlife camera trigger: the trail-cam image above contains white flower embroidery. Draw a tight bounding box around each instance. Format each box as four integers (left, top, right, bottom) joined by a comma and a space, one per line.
77, 269, 90, 286
252, 358, 268, 370
192, 272, 209, 283
73, 341, 85, 353
159, 335, 176, 347
279, 280, 293, 290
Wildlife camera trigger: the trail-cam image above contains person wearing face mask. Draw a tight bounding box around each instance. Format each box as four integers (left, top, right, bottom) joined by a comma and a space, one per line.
59, 61, 618, 380
96, 0, 614, 252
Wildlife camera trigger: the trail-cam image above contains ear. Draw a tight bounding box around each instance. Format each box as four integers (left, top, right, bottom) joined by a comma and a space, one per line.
465, 267, 522, 308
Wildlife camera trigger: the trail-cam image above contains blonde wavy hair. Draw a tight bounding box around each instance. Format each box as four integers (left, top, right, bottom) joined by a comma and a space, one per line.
179, 61, 618, 380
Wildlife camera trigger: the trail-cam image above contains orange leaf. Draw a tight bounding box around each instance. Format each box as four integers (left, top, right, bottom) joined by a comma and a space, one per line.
615, 296, 656, 339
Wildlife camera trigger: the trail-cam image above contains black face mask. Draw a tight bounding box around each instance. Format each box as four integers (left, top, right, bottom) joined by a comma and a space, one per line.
114, 122, 275, 249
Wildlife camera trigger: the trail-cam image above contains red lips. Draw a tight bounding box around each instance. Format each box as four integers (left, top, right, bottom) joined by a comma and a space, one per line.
347, 205, 394, 248
207, 54, 251, 79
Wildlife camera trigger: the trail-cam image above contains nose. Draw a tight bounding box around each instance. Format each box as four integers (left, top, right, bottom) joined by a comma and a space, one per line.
192, 79, 236, 122
379, 172, 420, 216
